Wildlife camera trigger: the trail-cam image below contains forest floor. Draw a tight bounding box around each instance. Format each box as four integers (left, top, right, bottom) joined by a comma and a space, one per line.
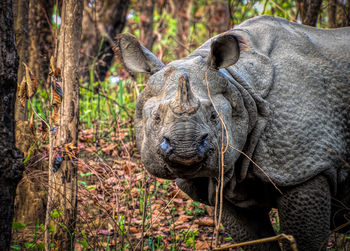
74, 127, 233, 250
12, 126, 348, 250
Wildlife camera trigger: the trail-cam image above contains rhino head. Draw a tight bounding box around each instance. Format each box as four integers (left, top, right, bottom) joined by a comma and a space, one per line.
114, 33, 267, 201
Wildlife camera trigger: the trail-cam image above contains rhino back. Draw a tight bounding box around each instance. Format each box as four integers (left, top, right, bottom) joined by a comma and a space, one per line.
191, 16, 350, 188
237, 16, 350, 188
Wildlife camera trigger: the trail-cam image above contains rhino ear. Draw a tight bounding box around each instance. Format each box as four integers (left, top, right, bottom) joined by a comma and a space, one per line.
208, 33, 240, 69
114, 33, 164, 74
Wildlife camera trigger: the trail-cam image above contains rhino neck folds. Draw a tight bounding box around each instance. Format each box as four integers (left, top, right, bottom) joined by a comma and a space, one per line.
222, 67, 271, 182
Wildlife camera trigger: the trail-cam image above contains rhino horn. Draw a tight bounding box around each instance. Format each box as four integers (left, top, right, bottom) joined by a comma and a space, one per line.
170, 73, 200, 115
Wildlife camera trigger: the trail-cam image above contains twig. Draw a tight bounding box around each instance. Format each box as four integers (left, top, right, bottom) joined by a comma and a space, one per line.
228, 144, 282, 195
214, 233, 298, 251
44, 73, 54, 251
29, 99, 50, 130
270, 0, 298, 22
140, 175, 149, 251
205, 71, 229, 247
318, 221, 350, 251
262, 0, 269, 15
134, 189, 180, 250
205, 71, 229, 153
168, 35, 192, 53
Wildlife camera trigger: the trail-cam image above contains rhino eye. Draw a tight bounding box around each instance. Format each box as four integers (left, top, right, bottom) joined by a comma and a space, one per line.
154, 112, 161, 123
210, 111, 218, 122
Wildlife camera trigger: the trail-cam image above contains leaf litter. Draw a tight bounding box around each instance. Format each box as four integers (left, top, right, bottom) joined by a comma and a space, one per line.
72, 127, 233, 250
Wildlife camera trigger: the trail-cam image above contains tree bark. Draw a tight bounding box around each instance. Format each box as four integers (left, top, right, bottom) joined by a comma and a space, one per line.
206, 0, 230, 36
297, 0, 323, 26
341, 0, 350, 26
0, 0, 24, 250
46, 0, 82, 250
170, 0, 193, 58
140, 0, 155, 50
328, 0, 337, 28
28, 0, 54, 84
13, 0, 49, 228
80, 0, 129, 82
13, 0, 29, 123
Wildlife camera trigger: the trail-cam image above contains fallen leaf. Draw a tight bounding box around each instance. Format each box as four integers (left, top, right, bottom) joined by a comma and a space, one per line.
194, 217, 214, 226
195, 240, 210, 250
85, 146, 96, 152
206, 206, 214, 216
129, 226, 141, 233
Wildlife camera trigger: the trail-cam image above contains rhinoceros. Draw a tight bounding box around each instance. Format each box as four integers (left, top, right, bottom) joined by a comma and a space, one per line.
115, 15, 350, 250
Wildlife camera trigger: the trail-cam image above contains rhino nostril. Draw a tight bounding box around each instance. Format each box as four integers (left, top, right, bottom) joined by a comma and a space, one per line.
199, 133, 209, 153
200, 133, 209, 142
160, 137, 173, 154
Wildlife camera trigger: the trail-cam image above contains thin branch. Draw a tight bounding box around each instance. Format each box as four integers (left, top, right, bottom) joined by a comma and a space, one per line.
205, 71, 229, 152
318, 221, 350, 251
134, 189, 181, 250
214, 233, 298, 251
140, 175, 149, 251
205, 70, 282, 196
270, 0, 298, 22
205, 71, 229, 247
29, 99, 50, 130
228, 144, 282, 195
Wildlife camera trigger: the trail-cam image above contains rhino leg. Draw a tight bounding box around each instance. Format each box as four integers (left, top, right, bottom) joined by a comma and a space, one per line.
222, 202, 280, 250
277, 175, 331, 251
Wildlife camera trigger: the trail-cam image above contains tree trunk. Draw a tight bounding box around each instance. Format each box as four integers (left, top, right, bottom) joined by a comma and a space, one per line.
13, 0, 29, 123
0, 0, 24, 250
206, 0, 230, 36
28, 0, 54, 84
328, 0, 337, 28
80, 0, 129, 82
297, 0, 323, 26
46, 0, 82, 250
13, 0, 49, 228
140, 0, 155, 50
170, 0, 193, 58
341, 0, 350, 26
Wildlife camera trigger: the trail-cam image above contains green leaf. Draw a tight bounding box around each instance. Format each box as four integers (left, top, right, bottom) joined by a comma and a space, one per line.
25, 242, 35, 248
78, 180, 87, 188
81, 229, 87, 239
80, 172, 93, 177
10, 244, 21, 250
12, 221, 26, 231
23, 150, 32, 164
36, 243, 45, 250
50, 209, 63, 219
79, 240, 89, 248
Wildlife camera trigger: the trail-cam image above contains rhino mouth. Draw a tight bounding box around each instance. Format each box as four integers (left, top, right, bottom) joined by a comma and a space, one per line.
165, 160, 207, 179
156, 131, 214, 178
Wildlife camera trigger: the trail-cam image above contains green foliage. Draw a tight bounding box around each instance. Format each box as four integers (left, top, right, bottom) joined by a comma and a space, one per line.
78, 180, 88, 188
79, 76, 135, 133
10, 244, 21, 251
50, 209, 63, 219
80, 171, 93, 177
79, 239, 89, 248
12, 221, 46, 250
12, 221, 27, 231
184, 230, 198, 250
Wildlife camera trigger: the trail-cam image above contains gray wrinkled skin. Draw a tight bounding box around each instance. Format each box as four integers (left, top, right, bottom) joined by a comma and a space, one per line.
115, 16, 350, 250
